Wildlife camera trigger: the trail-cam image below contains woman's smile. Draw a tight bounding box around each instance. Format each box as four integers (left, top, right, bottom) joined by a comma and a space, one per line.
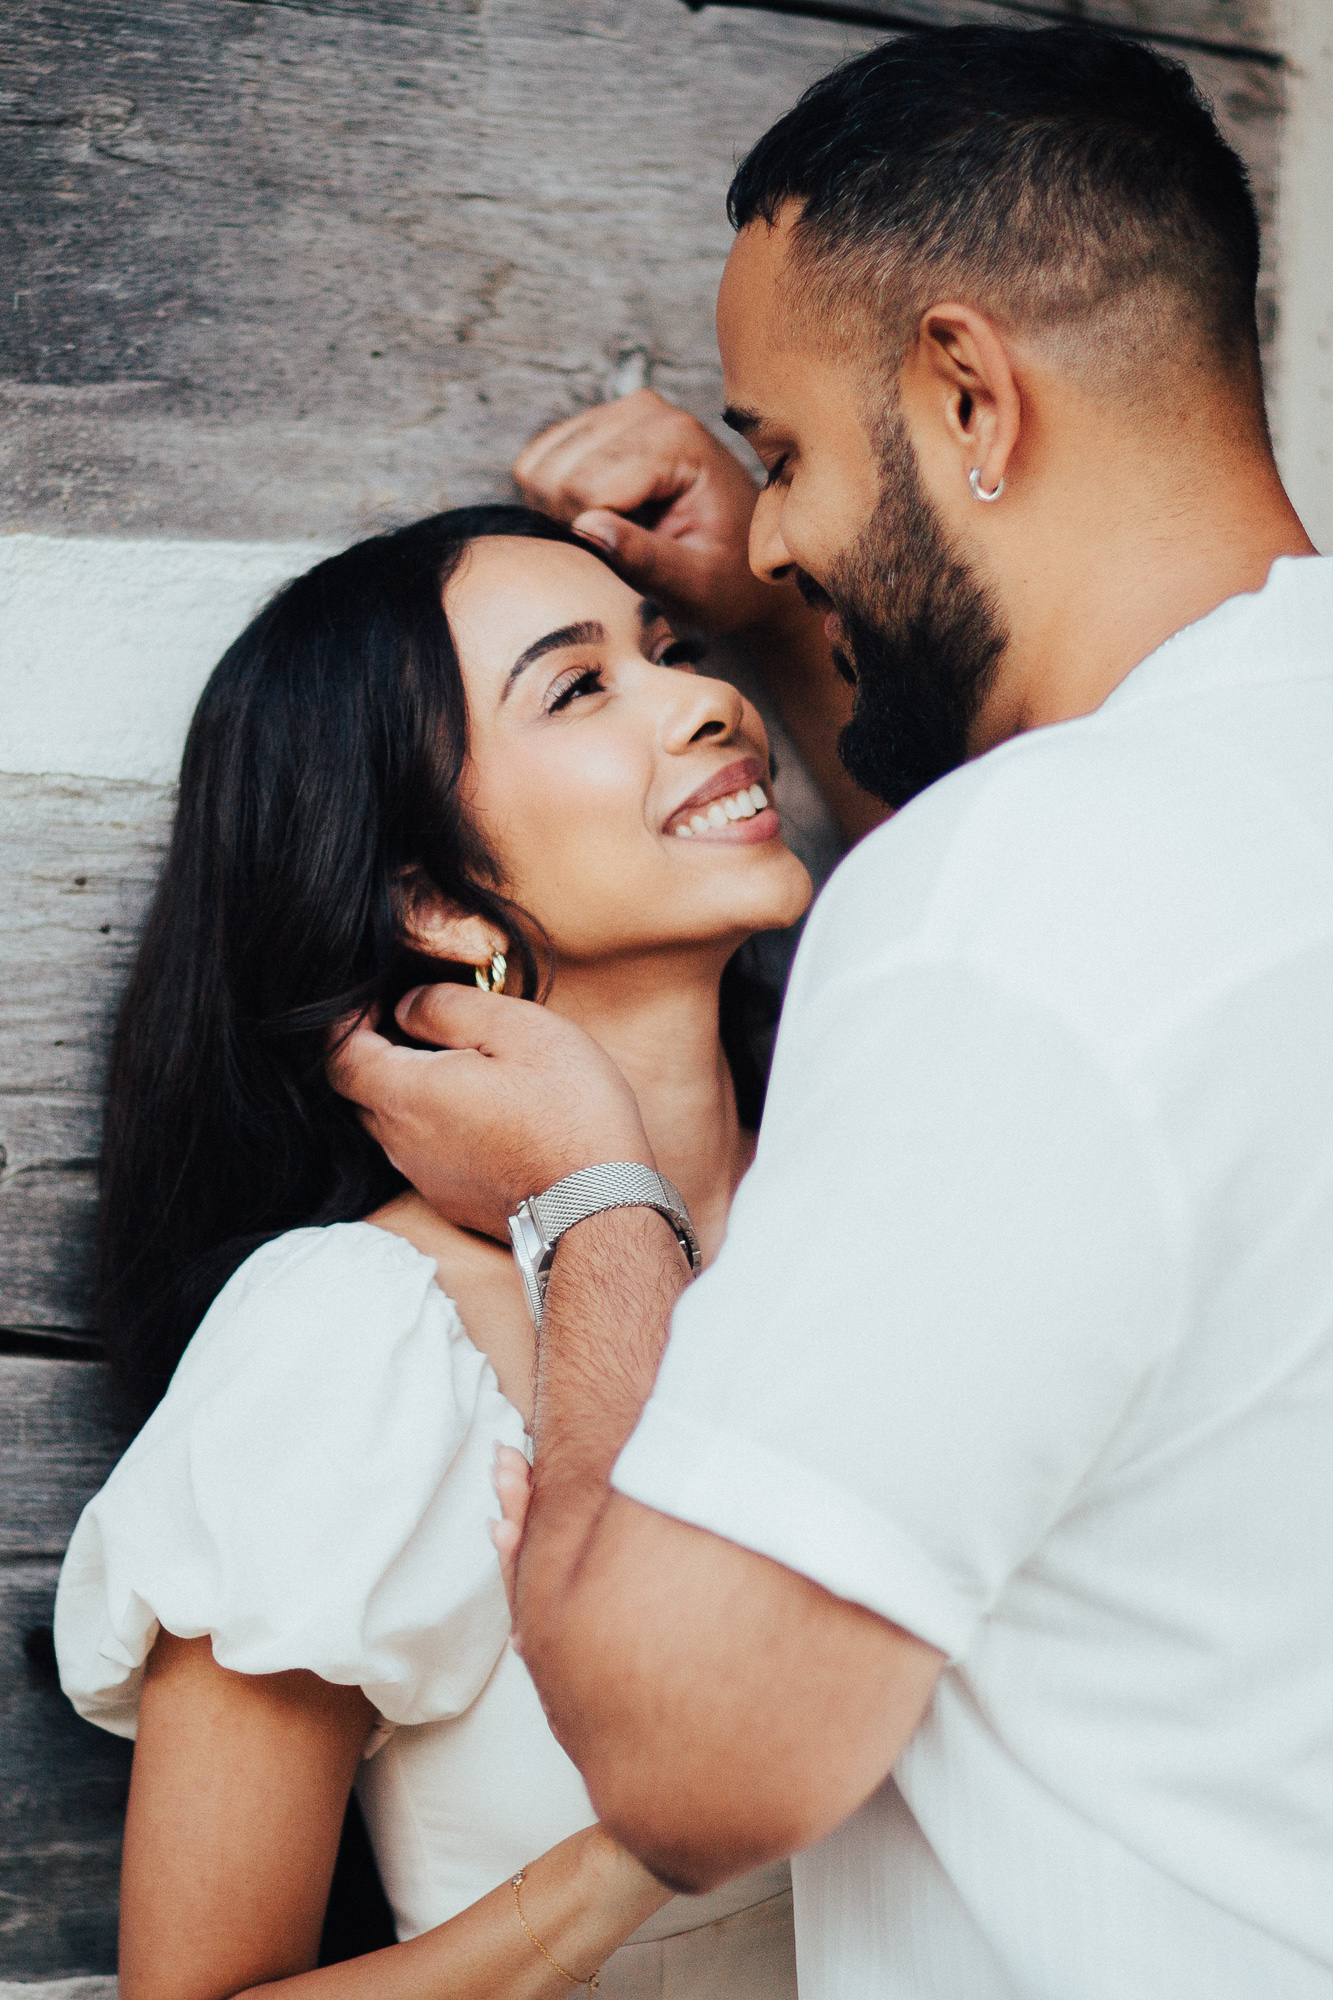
663, 754, 780, 843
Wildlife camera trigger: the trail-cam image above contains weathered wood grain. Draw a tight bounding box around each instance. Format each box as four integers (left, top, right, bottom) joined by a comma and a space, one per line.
0, 1363, 134, 1974
0, 1561, 131, 1977
0, 0, 876, 539
1, 0, 1282, 545
0, 777, 171, 1097
0, 1359, 136, 1559
693, 0, 1277, 50
0, 776, 170, 1335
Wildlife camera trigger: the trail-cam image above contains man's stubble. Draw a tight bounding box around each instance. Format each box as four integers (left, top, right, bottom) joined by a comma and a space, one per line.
812, 411, 1009, 811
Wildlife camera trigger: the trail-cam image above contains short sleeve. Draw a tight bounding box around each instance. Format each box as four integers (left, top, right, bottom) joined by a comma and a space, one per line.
612, 927, 1186, 1663
55, 1224, 525, 1741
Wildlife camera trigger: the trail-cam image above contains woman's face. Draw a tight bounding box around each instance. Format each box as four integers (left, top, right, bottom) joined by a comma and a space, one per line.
446, 536, 813, 966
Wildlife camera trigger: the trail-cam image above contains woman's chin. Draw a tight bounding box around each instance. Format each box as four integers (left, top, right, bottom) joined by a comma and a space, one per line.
538, 845, 813, 969
720, 854, 816, 937
671, 820, 814, 918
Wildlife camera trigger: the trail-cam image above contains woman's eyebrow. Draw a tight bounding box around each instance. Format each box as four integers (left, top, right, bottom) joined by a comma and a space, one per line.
502, 619, 605, 701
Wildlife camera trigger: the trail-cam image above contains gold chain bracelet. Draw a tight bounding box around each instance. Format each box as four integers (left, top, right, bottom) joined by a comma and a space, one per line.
511, 1869, 602, 1990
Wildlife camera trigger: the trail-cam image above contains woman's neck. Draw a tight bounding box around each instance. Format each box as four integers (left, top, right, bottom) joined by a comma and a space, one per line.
544, 950, 751, 1265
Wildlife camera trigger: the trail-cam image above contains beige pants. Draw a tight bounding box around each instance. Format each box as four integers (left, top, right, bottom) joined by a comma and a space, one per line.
595, 1889, 798, 2000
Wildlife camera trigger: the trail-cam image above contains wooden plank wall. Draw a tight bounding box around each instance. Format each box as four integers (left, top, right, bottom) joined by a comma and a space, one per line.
0, 0, 1282, 1976
2, 0, 1280, 542
0, 779, 163, 1974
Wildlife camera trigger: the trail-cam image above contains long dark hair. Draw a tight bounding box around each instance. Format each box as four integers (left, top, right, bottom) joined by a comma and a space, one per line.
99, 505, 776, 1416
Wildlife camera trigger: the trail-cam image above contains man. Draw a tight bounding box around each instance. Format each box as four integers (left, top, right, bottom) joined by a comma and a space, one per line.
335, 27, 1332, 1997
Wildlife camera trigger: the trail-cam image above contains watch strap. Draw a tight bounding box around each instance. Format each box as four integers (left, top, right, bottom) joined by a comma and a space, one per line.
508, 1163, 701, 1326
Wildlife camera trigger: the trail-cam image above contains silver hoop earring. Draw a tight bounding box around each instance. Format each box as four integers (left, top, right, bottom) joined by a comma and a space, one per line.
969, 467, 1004, 503
475, 950, 507, 995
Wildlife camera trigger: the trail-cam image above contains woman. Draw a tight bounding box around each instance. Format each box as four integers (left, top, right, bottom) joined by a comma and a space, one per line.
55, 505, 820, 1999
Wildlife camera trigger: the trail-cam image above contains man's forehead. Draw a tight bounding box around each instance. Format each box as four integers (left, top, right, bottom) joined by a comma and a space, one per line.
719, 208, 879, 427
717, 206, 814, 397
719, 206, 803, 320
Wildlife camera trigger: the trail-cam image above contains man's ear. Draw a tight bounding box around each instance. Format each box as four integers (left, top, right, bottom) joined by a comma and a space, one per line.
904, 301, 1022, 502
397, 875, 507, 973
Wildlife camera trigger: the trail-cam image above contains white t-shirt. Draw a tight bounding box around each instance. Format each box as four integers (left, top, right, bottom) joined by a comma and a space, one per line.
613, 555, 1333, 1999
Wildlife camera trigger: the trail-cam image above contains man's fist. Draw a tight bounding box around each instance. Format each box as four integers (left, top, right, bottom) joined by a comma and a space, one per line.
513, 389, 782, 633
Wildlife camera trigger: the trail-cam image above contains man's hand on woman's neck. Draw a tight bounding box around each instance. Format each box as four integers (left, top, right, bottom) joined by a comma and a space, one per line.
364, 946, 757, 1422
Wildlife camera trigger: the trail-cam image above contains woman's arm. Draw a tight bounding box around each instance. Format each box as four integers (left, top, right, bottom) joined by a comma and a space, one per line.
122, 1631, 672, 2000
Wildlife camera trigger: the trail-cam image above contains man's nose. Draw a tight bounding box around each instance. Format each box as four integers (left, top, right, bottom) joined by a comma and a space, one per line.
748, 487, 797, 586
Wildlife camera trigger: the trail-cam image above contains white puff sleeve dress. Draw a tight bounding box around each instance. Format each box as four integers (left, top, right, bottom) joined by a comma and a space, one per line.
54, 1224, 795, 2000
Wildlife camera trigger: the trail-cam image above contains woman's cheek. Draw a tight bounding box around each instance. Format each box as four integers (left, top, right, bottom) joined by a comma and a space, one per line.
515, 821, 669, 958
473, 734, 662, 940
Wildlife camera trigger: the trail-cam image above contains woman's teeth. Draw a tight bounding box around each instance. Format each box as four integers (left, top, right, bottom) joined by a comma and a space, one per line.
673, 782, 769, 836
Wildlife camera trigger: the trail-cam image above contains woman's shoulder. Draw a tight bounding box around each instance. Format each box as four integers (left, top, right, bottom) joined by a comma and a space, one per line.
168, 1220, 481, 1404
55, 1218, 524, 1738
197, 1217, 445, 1340
138, 1218, 522, 1489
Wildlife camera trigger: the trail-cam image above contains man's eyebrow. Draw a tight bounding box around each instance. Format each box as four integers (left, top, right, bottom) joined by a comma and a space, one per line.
502, 619, 605, 700
722, 404, 761, 438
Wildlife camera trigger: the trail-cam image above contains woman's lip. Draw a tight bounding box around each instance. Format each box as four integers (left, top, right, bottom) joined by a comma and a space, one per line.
664, 755, 767, 831
670, 806, 781, 846
824, 610, 839, 641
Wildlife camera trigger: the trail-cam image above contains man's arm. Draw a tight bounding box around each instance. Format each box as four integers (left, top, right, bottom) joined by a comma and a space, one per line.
330, 988, 942, 1887
516, 1207, 943, 1891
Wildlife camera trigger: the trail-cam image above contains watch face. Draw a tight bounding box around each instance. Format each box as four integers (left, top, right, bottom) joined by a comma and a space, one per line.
509, 1207, 544, 1266
508, 1209, 548, 1327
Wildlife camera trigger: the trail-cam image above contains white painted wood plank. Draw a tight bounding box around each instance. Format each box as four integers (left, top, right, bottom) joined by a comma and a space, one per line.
0, 538, 332, 783
0, 1984, 117, 1999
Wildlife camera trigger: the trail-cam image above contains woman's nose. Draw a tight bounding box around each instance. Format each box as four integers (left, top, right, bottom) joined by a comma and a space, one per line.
659, 667, 745, 753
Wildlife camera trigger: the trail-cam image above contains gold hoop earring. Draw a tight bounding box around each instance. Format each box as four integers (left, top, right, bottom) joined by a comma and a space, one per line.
475, 950, 507, 995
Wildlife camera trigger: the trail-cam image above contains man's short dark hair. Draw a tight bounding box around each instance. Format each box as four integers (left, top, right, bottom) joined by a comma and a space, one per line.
728, 25, 1262, 386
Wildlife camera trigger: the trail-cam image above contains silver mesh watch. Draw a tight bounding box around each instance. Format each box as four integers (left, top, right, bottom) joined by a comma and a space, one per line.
507, 1163, 702, 1327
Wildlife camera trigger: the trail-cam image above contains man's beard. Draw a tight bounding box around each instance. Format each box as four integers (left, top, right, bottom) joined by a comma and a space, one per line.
807, 416, 1009, 811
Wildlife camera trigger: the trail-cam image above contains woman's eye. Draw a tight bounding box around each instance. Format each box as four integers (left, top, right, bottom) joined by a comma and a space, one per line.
763, 454, 789, 491
545, 666, 605, 714
657, 638, 708, 669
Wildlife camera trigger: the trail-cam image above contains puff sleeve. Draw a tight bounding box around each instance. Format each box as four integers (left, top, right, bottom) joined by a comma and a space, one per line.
54, 1224, 525, 1743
